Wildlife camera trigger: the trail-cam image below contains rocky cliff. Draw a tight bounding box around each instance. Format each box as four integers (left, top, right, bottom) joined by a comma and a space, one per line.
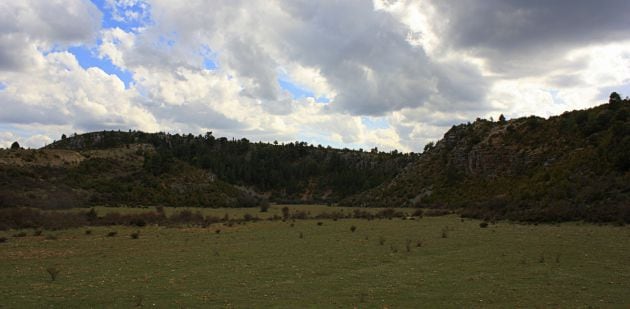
341, 97, 630, 222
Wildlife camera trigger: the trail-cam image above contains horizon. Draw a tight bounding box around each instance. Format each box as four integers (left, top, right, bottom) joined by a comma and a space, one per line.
1, 1, 630, 151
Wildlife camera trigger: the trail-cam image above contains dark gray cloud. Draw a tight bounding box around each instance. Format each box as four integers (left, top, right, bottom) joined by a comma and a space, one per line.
431, 0, 630, 76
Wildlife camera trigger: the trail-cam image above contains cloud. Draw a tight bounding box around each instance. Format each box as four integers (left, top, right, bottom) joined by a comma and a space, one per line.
0, 51, 158, 132
0, 0, 101, 71
1, 0, 630, 153
424, 0, 630, 76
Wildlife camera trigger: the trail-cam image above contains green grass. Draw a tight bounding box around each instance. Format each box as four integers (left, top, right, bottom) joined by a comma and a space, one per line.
1, 213, 630, 307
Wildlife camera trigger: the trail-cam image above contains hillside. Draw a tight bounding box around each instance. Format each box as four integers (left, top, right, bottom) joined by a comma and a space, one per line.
41, 130, 412, 204
0, 145, 261, 209
341, 96, 630, 223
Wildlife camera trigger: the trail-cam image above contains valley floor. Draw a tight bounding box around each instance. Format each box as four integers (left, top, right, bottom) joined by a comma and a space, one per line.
1, 206, 630, 308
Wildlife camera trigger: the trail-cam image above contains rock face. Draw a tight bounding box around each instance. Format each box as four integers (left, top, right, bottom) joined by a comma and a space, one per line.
341, 99, 630, 223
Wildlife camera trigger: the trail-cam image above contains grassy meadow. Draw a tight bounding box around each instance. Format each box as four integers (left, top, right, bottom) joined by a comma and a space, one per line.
1, 205, 630, 308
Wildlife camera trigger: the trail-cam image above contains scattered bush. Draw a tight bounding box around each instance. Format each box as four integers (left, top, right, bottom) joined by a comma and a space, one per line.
33, 230, 43, 236
0, 237, 7, 243
85, 229, 92, 235
390, 245, 398, 253
479, 222, 489, 228
298, 232, 303, 239
281, 207, 290, 220
13, 232, 27, 238
46, 267, 60, 281
317, 221, 323, 226
412, 209, 424, 218
130, 231, 140, 239
45, 234, 57, 240
379, 237, 385, 245
107, 231, 117, 237
350, 225, 357, 232
215, 229, 221, 234
405, 240, 412, 252
259, 202, 270, 213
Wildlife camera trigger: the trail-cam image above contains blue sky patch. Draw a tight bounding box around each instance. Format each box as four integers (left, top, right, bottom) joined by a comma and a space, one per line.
278, 78, 330, 103
361, 116, 390, 130
91, 0, 152, 32
69, 46, 133, 87
0, 82, 6, 91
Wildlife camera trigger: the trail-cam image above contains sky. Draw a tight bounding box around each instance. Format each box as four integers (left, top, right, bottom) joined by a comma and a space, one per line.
1, 0, 629, 151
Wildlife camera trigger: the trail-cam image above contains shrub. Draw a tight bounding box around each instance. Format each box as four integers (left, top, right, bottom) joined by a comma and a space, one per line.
350, 226, 357, 232
45, 234, 57, 240
46, 267, 60, 281
379, 237, 385, 246
405, 240, 412, 252
479, 222, 489, 228
441, 229, 448, 238
85, 229, 92, 235
317, 222, 323, 226
13, 232, 27, 238
0, 237, 7, 243
130, 231, 140, 239
107, 231, 117, 237
259, 202, 270, 213
130, 218, 147, 227
281, 207, 290, 220
416, 240, 422, 247
412, 209, 424, 218
299, 232, 303, 239
33, 230, 43, 236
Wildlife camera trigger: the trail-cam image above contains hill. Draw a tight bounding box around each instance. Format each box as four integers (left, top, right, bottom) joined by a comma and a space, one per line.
0, 144, 261, 209
341, 95, 630, 223
19, 130, 412, 207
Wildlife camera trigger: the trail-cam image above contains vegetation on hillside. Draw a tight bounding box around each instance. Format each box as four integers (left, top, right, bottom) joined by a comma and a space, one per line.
341, 94, 630, 223
46, 131, 413, 203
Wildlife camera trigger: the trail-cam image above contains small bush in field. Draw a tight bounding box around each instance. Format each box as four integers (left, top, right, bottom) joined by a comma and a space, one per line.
13, 232, 27, 238
317, 222, 323, 226
281, 207, 290, 220
416, 240, 423, 247
405, 240, 412, 252
480, 222, 489, 228
299, 232, 303, 239
259, 203, 270, 213
0, 237, 7, 243
107, 231, 117, 237
46, 267, 60, 281
33, 230, 43, 236
45, 234, 57, 240
85, 229, 92, 235
130, 231, 140, 239
379, 237, 385, 246
390, 245, 398, 253
215, 229, 221, 234
441, 229, 448, 238
350, 226, 357, 233
289, 223, 294, 227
